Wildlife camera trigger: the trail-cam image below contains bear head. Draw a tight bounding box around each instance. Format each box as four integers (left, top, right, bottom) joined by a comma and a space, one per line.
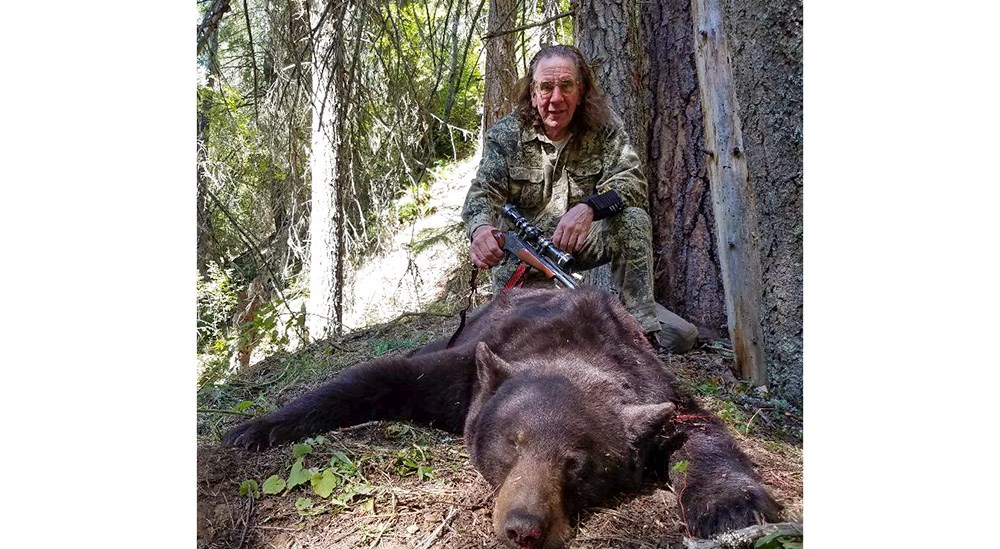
464, 342, 675, 549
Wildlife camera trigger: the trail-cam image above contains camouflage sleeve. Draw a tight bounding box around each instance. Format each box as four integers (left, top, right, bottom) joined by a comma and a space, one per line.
462, 128, 511, 240
597, 125, 648, 211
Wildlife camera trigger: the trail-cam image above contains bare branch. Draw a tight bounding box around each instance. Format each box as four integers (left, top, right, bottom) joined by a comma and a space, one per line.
482, 9, 576, 41
242, 0, 261, 124
197, 0, 232, 56
683, 522, 803, 549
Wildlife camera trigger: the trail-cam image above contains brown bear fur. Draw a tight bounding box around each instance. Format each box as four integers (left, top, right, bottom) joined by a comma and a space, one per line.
223, 287, 780, 547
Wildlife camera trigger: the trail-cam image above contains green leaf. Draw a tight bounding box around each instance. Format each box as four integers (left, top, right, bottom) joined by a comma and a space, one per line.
292, 443, 313, 459
311, 469, 340, 498
295, 497, 314, 511
755, 532, 805, 549
233, 400, 254, 412
239, 479, 260, 499
359, 498, 375, 513
287, 457, 311, 489
417, 465, 434, 481
262, 475, 286, 495
329, 450, 352, 467
671, 460, 689, 474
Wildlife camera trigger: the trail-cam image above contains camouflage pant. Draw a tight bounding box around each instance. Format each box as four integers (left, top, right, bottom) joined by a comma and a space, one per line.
489, 207, 660, 333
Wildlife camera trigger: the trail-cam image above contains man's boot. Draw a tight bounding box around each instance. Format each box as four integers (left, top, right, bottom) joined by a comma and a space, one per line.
648, 303, 698, 353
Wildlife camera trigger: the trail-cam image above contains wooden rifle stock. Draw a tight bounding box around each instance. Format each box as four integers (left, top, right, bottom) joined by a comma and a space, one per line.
492, 230, 577, 289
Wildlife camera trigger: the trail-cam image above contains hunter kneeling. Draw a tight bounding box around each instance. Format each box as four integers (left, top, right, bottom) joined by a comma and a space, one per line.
463, 44, 697, 352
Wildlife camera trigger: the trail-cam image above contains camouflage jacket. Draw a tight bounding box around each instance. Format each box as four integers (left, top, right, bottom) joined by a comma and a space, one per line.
462, 112, 648, 239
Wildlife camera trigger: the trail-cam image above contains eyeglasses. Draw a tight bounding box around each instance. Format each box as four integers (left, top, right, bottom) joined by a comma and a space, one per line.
534, 79, 580, 98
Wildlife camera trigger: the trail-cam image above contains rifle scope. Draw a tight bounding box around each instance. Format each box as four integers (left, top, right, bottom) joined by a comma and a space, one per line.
500, 204, 575, 270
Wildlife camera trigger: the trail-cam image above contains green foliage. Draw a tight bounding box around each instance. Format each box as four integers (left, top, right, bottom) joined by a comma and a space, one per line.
310, 469, 340, 498
717, 401, 749, 434
395, 445, 434, 481
395, 180, 436, 224
262, 475, 286, 495
239, 479, 260, 499
368, 337, 425, 356
755, 532, 804, 549
295, 496, 324, 517
292, 443, 313, 460
246, 439, 378, 517
196, 263, 239, 350
241, 299, 302, 354
671, 460, 689, 475
696, 379, 722, 396
287, 457, 313, 489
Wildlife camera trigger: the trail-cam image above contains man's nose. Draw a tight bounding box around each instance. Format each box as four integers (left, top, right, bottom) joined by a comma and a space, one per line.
549, 86, 565, 103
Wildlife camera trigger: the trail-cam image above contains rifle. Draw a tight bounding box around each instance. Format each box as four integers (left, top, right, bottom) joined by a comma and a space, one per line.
492, 204, 578, 289
447, 204, 578, 348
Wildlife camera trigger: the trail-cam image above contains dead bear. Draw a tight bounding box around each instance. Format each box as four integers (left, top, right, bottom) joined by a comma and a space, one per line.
223, 287, 781, 547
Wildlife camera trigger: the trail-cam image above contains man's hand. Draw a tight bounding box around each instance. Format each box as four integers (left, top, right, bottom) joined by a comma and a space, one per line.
470, 224, 505, 269
552, 203, 594, 253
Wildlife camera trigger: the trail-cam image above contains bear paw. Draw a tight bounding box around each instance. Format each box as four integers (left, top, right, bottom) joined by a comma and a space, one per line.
683, 482, 781, 539
222, 417, 298, 451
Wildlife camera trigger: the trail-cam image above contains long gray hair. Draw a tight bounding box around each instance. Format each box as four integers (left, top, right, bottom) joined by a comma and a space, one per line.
513, 44, 613, 134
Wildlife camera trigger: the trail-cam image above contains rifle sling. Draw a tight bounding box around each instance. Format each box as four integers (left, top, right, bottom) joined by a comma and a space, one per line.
446, 268, 479, 348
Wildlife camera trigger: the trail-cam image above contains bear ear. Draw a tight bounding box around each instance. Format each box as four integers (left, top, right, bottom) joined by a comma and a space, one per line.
621, 402, 676, 441
475, 341, 515, 392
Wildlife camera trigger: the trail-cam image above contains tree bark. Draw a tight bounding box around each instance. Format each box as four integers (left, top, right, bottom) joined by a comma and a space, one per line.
643, 0, 727, 333
692, 0, 767, 385
307, 0, 347, 340
197, 32, 220, 278
197, 0, 231, 56
720, 0, 802, 403
483, 0, 518, 132
573, 0, 646, 157
573, 0, 645, 291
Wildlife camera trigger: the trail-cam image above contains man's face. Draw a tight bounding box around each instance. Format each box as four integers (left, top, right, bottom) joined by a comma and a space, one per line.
531, 56, 583, 141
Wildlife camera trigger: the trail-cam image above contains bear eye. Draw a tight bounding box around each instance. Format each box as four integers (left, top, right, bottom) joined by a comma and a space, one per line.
565, 455, 585, 475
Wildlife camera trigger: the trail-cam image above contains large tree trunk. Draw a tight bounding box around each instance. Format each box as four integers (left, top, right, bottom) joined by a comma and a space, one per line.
643, 0, 727, 333
307, 0, 347, 340
721, 0, 803, 403
573, 0, 645, 291
484, 0, 518, 132
197, 33, 220, 278
573, 0, 646, 157
692, 0, 767, 385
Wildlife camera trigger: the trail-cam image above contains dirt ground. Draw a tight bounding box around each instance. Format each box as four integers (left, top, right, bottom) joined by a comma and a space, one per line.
196, 312, 803, 549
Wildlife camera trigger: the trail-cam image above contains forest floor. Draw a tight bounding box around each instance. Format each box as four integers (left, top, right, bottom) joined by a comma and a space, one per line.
196, 154, 804, 548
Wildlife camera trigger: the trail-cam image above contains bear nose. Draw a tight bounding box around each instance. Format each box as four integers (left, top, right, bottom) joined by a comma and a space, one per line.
504, 509, 545, 548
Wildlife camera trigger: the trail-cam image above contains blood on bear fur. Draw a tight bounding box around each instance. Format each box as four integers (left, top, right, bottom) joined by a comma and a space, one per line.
223, 287, 780, 547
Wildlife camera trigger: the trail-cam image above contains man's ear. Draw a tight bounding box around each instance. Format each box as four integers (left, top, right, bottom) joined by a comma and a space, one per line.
475, 341, 515, 393
621, 402, 676, 441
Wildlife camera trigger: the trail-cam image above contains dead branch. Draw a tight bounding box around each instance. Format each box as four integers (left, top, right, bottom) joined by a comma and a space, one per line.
482, 10, 576, 40
241, 0, 261, 124
415, 506, 459, 549
197, 0, 232, 56
197, 408, 256, 417
682, 522, 802, 549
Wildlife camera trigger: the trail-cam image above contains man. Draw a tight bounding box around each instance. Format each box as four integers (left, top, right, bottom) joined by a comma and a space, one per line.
462, 44, 697, 352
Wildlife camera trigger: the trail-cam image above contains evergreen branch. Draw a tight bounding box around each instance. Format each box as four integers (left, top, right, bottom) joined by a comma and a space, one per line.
204, 186, 297, 324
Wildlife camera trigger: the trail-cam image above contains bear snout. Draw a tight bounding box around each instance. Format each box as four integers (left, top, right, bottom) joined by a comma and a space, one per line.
502, 508, 544, 548
492, 457, 571, 548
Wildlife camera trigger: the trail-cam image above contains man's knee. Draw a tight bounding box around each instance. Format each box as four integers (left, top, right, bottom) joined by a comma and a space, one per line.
610, 207, 652, 240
